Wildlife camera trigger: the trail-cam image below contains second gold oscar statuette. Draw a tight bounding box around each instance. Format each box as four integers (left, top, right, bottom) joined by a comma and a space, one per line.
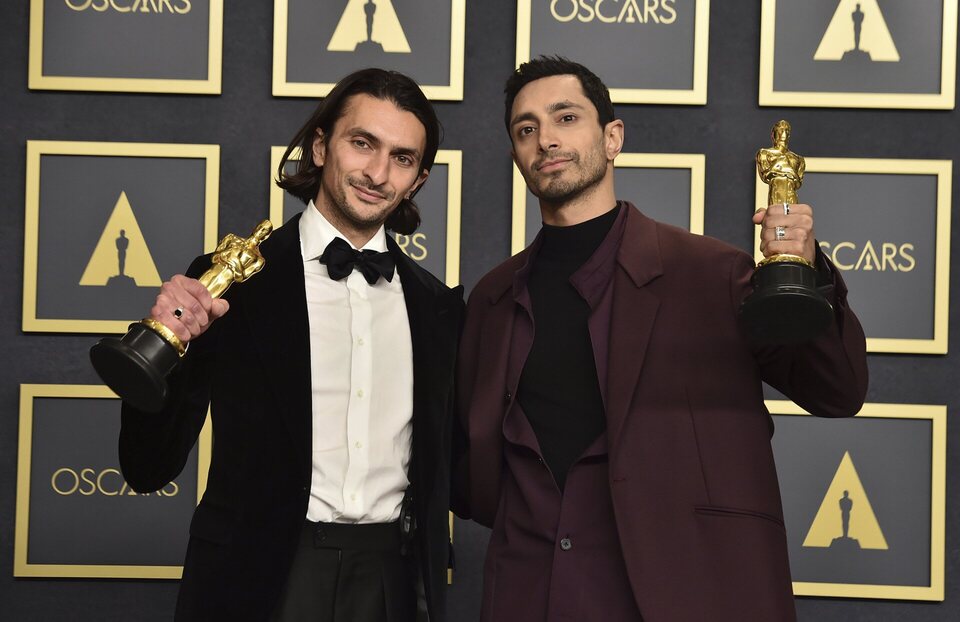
738, 121, 832, 345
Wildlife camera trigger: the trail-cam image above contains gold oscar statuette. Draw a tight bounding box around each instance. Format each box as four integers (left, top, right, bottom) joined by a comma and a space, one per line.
738, 121, 832, 344
90, 221, 273, 412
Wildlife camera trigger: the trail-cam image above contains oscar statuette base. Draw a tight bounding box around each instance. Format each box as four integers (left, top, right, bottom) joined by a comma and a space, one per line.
89, 322, 182, 413
739, 258, 834, 345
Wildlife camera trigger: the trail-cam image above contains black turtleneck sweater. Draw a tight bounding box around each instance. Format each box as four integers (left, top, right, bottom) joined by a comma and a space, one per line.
517, 205, 619, 491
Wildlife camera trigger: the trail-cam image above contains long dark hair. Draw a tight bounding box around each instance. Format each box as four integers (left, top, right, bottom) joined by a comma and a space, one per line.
276, 68, 442, 234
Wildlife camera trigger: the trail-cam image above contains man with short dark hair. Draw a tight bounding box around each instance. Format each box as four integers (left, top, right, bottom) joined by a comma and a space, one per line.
454, 56, 867, 621
119, 68, 462, 622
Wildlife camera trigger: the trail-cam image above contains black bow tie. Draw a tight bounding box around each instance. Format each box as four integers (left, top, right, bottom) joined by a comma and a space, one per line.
319, 236, 396, 285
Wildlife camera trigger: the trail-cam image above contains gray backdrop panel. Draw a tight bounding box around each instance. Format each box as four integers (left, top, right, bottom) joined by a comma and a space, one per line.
806, 171, 938, 340
35, 154, 207, 322
529, 0, 697, 90
3, 1, 959, 620
27, 396, 198, 566
773, 0, 943, 94
284, 0, 452, 87
41, 0, 210, 80
772, 414, 932, 587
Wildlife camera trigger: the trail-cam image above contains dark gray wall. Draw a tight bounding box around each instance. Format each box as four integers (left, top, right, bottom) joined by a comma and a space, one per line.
1, 2, 958, 620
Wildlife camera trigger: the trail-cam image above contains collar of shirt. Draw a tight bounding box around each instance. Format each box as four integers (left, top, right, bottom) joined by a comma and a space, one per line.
513, 201, 628, 310
299, 200, 389, 262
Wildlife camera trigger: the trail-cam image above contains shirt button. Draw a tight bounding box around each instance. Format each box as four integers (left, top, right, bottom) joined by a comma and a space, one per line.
357, 337, 365, 346
356, 389, 364, 398
559, 538, 572, 551
350, 493, 356, 501
355, 441, 362, 449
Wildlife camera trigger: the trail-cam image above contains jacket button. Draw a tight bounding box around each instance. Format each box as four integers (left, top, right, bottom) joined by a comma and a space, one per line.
559, 537, 572, 551
504, 391, 512, 403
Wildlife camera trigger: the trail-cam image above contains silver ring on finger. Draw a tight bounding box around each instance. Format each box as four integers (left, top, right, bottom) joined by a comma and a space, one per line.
173, 306, 184, 319
783, 202, 790, 216
775, 225, 786, 241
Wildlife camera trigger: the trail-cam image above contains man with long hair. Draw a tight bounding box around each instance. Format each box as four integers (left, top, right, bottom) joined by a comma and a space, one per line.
119, 68, 462, 622
454, 57, 867, 621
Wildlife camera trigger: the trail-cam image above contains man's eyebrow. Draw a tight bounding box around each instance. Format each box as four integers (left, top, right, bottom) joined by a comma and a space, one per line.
547, 100, 584, 114
347, 127, 422, 161
509, 111, 538, 129
346, 128, 381, 147
509, 100, 585, 128
391, 145, 423, 162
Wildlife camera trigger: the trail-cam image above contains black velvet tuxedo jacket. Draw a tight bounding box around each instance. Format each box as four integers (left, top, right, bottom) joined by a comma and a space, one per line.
119, 214, 463, 622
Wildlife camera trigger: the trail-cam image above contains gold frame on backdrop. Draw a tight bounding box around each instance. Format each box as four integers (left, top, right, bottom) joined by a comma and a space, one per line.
22, 140, 220, 335
758, 0, 958, 109
269, 147, 463, 287
447, 513, 453, 585
28, 0, 223, 94
272, 0, 466, 100
268, 145, 302, 228
515, 0, 711, 105
766, 400, 946, 601
14, 384, 213, 579
753, 157, 952, 354
511, 153, 706, 255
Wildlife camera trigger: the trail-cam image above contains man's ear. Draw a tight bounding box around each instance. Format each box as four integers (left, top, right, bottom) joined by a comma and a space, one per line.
311, 129, 326, 167
407, 168, 430, 199
604, 119, 625, 161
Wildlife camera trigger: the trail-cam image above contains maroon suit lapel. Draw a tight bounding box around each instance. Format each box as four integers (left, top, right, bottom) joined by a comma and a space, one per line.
459, 250, 530, 527
606, 207, 664, 448
240, 216, 312, 474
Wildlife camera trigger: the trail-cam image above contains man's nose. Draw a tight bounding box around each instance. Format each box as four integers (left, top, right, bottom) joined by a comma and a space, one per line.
537, 126, 560, 152
363, 152, 389, 185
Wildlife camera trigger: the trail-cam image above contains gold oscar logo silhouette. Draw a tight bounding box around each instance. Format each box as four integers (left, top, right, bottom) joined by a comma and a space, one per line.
815, 0, 900, 62
327, 0, 411, 53
803, 451, 888, 551
80, 191, 162, 289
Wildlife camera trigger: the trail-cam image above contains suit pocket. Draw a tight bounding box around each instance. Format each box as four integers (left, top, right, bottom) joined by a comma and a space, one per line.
694, 504, 785, 529
189, 500, 237, 544
691, 503, 795, 620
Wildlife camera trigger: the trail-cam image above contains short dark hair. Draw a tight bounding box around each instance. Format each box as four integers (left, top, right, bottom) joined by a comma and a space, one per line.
276, 68, 442, 235
503, 56, 614, 135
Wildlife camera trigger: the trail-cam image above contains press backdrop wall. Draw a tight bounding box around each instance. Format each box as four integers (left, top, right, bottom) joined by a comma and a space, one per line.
2, 2, 959, 620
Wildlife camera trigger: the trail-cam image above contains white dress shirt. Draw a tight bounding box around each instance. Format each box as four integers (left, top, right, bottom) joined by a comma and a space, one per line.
299, 202, 414, 524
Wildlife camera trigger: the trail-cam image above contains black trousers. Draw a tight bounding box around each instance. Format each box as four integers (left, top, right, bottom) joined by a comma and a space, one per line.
271, 521, 418, 622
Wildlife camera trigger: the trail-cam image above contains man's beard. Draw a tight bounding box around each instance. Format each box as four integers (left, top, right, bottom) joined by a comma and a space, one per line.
528, 141, 607, 203
326, 174, 398, 230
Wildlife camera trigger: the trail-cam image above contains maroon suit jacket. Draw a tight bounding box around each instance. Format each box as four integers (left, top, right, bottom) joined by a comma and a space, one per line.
454, 205, 868, 621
